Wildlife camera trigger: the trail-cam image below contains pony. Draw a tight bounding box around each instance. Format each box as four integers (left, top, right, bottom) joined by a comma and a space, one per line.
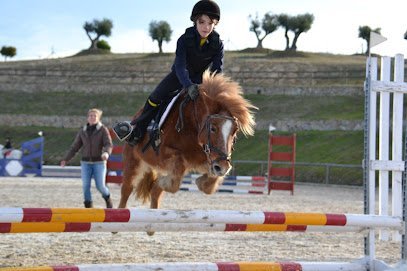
118, 70, 257, 211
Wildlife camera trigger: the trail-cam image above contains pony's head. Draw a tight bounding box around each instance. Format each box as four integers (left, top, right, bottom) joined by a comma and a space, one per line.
197, 112, 238, 176
196, 71, 258, 176
200, 70, 257, 137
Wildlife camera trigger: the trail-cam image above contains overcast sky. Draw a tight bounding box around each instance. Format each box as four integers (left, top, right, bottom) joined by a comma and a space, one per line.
1, 0, 406, 60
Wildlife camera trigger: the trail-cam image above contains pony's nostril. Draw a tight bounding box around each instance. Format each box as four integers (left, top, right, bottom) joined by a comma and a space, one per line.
213, 165, 222, 174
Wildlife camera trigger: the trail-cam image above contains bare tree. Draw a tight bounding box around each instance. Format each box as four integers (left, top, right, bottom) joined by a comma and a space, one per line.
278, 13, 314, 51
249, 13, 279, 49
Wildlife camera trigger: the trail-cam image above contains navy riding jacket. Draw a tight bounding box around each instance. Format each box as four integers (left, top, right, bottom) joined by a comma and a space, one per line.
148, 26, 224, 104
172, 26, 224, 89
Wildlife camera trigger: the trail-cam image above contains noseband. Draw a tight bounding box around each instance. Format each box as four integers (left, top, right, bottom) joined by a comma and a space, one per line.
201, 114, 237, 166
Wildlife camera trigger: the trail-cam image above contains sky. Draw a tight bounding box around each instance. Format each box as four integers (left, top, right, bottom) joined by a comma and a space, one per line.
1, 0, 407, 61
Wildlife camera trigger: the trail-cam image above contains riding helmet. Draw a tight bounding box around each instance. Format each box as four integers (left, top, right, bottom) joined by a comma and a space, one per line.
190, 0, 220, 21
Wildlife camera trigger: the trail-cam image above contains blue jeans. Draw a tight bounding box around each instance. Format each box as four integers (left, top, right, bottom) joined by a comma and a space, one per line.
80, 161, 110, 202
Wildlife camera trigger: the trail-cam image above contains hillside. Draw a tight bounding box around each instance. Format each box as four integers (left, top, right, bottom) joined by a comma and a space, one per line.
0, 50, 367, 94
0, 50, 378, 184
0, 50, 369, 129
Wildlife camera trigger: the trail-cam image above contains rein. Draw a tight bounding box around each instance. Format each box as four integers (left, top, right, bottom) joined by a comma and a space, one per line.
201, 114, 236, 166
175, 91, 236, 169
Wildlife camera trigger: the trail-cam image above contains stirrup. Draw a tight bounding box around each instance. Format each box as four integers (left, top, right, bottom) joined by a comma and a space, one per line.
126, 132, 142, 146
113, 121, 133, 141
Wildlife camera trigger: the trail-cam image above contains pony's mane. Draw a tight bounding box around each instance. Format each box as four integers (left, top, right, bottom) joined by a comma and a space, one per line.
201, 70, 258, 136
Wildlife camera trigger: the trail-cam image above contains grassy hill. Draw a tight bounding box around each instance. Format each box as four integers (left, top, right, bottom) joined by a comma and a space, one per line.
0, 50, 374, 185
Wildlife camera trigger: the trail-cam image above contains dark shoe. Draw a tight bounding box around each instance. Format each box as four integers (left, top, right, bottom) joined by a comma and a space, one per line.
123, 98, 160, 146
126, 129, 142, 146
84, 201, 93, 208
113, 121, 133, 141
103, 195, 113, 208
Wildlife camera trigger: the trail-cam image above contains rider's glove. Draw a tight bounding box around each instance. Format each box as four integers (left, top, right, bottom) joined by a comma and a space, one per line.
187, 84, 199, 101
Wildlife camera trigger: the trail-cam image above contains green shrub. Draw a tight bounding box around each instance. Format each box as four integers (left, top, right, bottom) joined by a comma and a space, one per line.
96, 40, 111, 51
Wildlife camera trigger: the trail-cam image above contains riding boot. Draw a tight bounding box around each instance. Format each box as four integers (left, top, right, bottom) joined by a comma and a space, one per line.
84, 201, 93, 208
127, 99, 160, 146
103, 195, 113, 208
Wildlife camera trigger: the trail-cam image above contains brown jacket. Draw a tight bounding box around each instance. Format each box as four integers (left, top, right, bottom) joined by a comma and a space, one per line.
63, 122, 112, 162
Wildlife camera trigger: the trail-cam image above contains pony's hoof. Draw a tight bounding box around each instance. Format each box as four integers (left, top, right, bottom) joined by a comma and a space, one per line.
146, 231, 155, 236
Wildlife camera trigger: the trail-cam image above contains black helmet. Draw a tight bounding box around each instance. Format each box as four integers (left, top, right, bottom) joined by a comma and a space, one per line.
190, 0, 220, 22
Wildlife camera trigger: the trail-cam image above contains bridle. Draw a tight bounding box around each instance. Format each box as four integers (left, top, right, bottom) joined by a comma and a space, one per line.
176, 91, 238, 169
200, 114, 237, 166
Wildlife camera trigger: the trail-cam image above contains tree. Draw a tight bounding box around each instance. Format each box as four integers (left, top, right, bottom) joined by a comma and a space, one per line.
83, 18, 113, 50
97, 40, 111, 51
149, 20, 172, 53
1, 46, 17, 61
249, 13, 279, 49
358, 25, 381, 55
278, 13, 314, 51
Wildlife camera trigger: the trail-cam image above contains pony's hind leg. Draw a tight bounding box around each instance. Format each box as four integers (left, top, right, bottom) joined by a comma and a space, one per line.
195, 174, 223, 194
150, 183, 164, 209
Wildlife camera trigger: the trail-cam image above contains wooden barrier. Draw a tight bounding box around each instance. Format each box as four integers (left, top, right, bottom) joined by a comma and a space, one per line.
0, 137, 44, 176
268, 133, 296, 195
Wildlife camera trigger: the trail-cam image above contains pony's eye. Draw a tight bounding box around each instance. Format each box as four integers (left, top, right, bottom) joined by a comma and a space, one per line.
210, 126, 217, 133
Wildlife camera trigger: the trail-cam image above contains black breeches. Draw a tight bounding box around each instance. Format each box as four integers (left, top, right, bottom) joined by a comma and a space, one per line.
149, 71, 183, 104
129, 72, 182, 128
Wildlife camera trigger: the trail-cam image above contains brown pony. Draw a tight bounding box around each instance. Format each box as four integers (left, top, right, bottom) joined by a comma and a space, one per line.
118, 71, 257, 211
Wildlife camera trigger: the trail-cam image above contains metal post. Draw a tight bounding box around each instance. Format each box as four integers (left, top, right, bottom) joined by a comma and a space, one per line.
364, 56, 378, 268
402, 106, 407, 261
392, 54, 405, 241
325, 165, 330, 184
378, 56, 391, 241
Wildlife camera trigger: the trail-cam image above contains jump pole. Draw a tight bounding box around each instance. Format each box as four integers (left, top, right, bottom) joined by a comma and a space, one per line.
0, 221, 374, 234
0, 208, 403, 228
0, 261, 367, 271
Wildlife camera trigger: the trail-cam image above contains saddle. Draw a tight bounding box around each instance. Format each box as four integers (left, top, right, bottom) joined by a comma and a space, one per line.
143, 92, 184, 153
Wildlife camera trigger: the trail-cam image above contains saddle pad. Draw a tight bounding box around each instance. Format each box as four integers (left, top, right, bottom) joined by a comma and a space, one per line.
158, 92, 181, 128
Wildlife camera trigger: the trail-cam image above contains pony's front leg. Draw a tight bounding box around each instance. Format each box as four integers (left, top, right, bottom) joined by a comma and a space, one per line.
157, 158, 186, 193
118, 151, 141, 208
157, 174, 184, 193
195, 174, 223, 194
118, 181, 133, 209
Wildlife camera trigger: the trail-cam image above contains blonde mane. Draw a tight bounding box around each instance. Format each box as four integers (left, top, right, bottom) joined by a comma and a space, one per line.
201, 70, 257, 136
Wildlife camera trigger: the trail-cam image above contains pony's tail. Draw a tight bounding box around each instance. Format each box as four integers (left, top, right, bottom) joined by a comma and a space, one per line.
135, 171, 157, 203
